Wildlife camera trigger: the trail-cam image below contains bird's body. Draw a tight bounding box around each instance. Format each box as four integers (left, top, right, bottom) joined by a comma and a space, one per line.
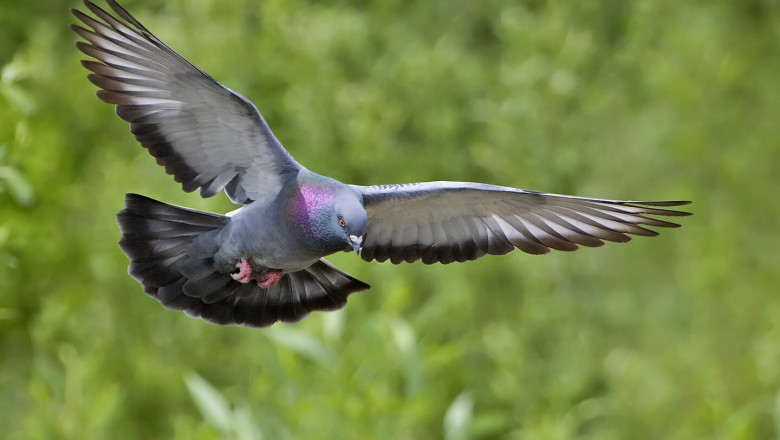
72, 0, 691, 327
218, 171, 366, 272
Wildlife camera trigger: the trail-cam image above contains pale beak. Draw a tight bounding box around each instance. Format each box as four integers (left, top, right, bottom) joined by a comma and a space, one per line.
349, 235, 363, 254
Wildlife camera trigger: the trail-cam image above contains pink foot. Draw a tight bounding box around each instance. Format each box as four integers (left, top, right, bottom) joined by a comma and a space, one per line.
258, 269, 283, 289
230, 258, 252, 284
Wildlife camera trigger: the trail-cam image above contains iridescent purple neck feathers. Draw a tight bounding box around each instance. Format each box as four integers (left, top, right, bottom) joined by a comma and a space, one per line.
285, 178, 366, 254
290, 182, 336, 218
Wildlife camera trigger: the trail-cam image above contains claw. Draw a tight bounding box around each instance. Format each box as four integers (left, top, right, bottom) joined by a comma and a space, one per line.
230, 258, 252, 284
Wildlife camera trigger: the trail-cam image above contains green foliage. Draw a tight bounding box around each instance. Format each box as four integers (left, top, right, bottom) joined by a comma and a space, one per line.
1, 0, 779, 438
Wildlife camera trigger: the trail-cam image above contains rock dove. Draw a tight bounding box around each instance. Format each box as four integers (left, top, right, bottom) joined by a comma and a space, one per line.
72, 0, 691, 328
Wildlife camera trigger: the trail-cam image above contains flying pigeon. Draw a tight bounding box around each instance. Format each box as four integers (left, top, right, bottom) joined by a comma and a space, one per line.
71, 0, 691, 328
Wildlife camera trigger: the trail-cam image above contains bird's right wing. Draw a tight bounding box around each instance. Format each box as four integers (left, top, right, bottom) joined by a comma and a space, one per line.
72, 0, 301, 204
354, 181, 691, 264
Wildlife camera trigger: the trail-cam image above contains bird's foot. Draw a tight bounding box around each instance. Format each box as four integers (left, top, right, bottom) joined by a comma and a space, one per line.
230, 258, 253, 284
258, 269, 283, 289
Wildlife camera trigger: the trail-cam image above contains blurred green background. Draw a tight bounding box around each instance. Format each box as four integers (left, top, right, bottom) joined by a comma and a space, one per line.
1, 0, 779, 438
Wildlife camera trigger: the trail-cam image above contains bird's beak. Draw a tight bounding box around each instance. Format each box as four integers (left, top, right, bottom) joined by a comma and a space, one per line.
349, 235, 363, 254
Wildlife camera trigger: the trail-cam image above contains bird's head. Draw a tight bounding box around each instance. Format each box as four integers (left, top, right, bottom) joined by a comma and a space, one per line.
287, 179, 366, 255
332, 191, 367, 254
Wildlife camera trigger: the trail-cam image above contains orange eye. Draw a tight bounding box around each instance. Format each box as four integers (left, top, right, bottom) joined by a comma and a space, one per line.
339, 218, 346, 227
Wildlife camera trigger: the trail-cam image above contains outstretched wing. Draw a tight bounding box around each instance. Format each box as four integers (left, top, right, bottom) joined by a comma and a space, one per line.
354, 182, 691, 264
71, 0, 300, 204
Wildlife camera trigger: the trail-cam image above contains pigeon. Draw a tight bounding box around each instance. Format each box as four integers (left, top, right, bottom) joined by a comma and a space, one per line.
71, 0, 691, 328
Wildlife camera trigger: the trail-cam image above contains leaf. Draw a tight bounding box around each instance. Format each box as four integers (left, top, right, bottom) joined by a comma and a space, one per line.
321, 309, 345, 343
0, 83, 36, 115
233, 404, 264, 440
184, 372, 232, 434
266, 327, 335, 366
444, 391, 474, 440
389, 317, 423, 395
1, 56, 29, 83
0, 166, 34, 207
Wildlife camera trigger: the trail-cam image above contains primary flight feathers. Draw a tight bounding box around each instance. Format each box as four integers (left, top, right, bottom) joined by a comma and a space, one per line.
71, 0, 298, 204
73, 0, 690, 327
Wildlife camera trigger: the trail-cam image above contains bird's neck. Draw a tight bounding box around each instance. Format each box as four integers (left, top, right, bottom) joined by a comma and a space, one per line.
284, 178, 343, 253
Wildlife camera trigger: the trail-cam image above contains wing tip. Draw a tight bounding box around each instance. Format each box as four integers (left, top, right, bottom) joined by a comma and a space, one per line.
640, 200, 692, 207
628, 200, 693, 217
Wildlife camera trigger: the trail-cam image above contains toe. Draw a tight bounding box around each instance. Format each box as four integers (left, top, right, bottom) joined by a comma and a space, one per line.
258, 269, 283, 288
230, 258, 253, 284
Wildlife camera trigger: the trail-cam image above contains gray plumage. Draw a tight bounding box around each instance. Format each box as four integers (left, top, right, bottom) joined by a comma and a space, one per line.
117, 193, 368, 327
354, 182, 689, 264
73, 0, 691, 328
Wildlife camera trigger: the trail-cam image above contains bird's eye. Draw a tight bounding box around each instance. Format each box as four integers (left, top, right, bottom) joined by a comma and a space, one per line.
339, 218, 346, 227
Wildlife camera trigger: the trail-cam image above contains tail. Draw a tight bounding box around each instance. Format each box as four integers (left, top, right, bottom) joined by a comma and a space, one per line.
117, 193, 370, 327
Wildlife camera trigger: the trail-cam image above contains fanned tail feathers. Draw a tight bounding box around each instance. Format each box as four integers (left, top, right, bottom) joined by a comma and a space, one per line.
117, 193, 369, 327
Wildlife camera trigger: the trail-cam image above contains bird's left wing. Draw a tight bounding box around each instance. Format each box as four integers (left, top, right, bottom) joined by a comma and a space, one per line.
353, 182, 691, 264
71, 0, 301, 204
